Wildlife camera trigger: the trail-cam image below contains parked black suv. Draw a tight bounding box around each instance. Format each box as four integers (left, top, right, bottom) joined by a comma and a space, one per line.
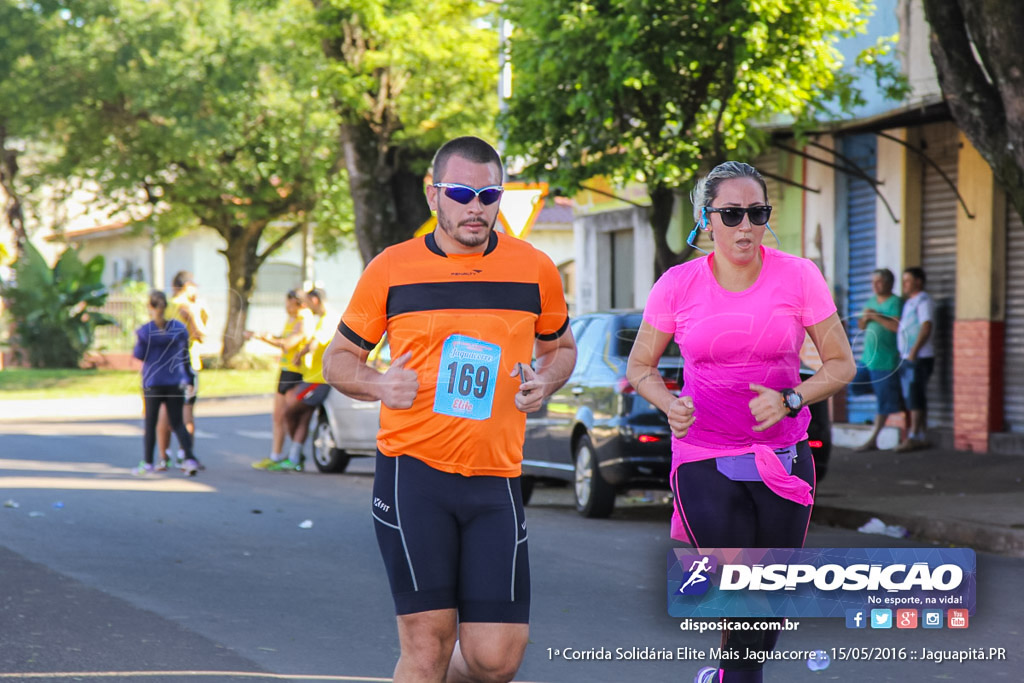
521, 311, 832, 518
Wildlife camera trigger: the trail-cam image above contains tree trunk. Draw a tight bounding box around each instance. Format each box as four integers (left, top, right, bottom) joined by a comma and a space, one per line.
649, 185, 696, 279
341, 121, 431, 264
0, 126, 28, 255
922, 0, 1024, 223
220, 232, 260, 366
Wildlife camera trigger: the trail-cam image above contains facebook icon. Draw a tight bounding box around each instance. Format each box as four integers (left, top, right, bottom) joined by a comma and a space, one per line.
845, 609, 867, 629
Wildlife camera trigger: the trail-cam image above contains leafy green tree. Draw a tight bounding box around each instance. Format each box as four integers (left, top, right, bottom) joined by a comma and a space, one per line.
312, 0, 500, 263
922, 0, 1024, 224
0, 0, 65, 255
502, 0, 903, 274
35, 0, 346, 363
1, 239, 114, 368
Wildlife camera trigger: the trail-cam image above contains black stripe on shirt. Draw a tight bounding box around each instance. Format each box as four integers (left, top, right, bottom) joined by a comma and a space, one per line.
386, 281, 541, 317
337, 321, 380, 351
537, 315, 570, 341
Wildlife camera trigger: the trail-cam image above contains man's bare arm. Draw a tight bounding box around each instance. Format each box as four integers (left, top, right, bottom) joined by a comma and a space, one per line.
322, 332, 419, 409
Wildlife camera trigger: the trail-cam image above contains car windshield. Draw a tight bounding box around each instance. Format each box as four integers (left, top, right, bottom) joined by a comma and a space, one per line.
613, 314, 681, 358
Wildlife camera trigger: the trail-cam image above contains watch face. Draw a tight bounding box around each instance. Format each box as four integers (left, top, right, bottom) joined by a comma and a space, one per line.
786, 392, 802, 409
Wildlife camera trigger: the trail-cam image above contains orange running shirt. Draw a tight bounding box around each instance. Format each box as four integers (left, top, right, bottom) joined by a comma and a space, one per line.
339, 231, 569, 477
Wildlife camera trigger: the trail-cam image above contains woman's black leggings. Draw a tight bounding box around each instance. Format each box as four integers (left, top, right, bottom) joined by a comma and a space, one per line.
143, 385, 196, 465
672, 442, 816, 682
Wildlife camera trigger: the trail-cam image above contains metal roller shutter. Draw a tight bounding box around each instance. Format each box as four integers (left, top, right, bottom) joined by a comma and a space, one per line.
1005, 204, 1024, 431
842, 134, 878, 425
919, 123, 959, 429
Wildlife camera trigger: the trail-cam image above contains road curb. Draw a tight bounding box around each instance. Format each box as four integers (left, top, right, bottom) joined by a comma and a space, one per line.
813, 503, 1024, 558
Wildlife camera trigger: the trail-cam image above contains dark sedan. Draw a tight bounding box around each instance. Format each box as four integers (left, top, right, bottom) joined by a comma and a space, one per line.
521, 311, 832, 518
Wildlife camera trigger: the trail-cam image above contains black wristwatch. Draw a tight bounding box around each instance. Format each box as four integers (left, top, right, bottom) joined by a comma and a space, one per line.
780, 388, 804, 418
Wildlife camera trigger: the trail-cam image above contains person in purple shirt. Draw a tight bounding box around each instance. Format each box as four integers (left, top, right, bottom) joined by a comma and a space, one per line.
133, 290, 201, 476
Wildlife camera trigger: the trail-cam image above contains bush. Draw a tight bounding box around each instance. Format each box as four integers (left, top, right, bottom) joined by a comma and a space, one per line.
0, 241, 116, 368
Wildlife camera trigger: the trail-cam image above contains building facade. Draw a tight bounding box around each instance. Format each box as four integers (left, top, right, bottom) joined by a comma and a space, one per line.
571, 0, 1021, 454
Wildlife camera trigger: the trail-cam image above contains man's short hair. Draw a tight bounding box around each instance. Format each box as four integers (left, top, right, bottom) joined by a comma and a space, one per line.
431, 136, 504, 183
172, 271, 195, 290
307, 287, 326, 302
873, 268, 895, 290
904, 266, 926, 287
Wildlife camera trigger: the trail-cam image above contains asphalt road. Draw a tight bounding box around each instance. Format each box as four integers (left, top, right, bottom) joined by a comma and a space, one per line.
1, 407, 1021, 682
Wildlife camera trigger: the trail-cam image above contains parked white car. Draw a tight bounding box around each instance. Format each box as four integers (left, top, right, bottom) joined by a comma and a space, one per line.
308, 338, 389, 473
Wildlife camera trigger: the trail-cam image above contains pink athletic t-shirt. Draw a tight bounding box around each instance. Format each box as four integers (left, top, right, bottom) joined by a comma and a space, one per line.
643, 247, 837, 461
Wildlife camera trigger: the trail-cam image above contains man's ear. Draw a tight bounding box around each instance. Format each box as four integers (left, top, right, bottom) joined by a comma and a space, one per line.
425, 184, 439, 212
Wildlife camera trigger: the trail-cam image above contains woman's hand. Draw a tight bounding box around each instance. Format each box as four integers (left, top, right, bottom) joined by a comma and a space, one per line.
667, 396, 696, 438
749, 383, 788, 432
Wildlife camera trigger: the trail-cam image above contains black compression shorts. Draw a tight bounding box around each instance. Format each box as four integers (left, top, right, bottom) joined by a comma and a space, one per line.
371, 451, 530, 623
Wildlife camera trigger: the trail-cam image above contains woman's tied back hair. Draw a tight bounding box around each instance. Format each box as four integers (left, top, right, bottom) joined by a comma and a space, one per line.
690, 161, 769, 225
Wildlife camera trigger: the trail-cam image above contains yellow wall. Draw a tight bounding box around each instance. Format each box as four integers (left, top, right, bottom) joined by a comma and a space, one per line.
955, 133, 1006, 321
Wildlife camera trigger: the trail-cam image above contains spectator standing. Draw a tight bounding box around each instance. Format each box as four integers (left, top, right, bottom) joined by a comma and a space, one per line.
896, 266, 934, 451
248, 289, 311, 469
272, 288, 334, 472
853, 268, 904, 451
158, 271, 207, 469
133, 290, 201, 476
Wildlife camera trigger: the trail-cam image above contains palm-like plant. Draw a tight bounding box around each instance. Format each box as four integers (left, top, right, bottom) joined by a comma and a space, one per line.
1, 241, 115, 368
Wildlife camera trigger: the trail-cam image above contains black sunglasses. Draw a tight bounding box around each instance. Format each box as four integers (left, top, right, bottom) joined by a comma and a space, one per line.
706, 205, 772, 227
433, 182, 504, 206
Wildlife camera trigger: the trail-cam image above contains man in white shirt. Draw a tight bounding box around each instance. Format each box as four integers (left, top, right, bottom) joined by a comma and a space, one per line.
896, 267, 934, 451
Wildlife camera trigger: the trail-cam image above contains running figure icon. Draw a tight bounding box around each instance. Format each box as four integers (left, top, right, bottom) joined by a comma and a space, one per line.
679, 557, 712, 593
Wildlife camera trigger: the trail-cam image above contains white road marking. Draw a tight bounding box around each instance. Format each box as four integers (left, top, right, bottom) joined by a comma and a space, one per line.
0, 476, 215, 493
234, 430, 274, 440
0, 673, 392, 681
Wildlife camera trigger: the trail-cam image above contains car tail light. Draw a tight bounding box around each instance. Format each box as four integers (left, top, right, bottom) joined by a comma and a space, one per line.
638, 434, 661, 443
808, 440, 823, 449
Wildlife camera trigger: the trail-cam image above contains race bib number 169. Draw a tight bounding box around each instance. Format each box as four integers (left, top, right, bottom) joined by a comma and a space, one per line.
433, 334, 501, 421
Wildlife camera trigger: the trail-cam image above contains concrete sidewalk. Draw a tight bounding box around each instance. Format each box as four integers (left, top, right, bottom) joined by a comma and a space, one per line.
813, 439, 1024, 557
2, 395, 1023, 556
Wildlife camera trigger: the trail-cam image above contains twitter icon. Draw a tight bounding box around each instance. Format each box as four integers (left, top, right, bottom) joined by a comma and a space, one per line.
870, 609, 892, 629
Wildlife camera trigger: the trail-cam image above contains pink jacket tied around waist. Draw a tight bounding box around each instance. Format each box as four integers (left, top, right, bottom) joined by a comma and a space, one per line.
670, 443, 813, 542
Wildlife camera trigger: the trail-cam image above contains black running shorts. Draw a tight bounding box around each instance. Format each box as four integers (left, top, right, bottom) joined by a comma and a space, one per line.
371, 452, 530, 623
277, 370, 303, 395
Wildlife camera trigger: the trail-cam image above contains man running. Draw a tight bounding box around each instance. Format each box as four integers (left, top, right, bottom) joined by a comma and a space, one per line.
322, 136, 576, 683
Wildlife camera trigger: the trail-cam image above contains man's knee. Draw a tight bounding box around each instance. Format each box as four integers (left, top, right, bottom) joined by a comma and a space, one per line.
456, 625, 528, 682
396, 612, 458, 677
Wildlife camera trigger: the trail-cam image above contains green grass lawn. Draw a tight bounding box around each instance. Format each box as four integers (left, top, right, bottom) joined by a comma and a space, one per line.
0, 367, 278, 400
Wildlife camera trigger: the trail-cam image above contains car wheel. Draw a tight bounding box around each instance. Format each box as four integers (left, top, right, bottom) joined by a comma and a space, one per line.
519, 476, 535, 505
311, 411, 351, 473
573, 435, 615, 518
